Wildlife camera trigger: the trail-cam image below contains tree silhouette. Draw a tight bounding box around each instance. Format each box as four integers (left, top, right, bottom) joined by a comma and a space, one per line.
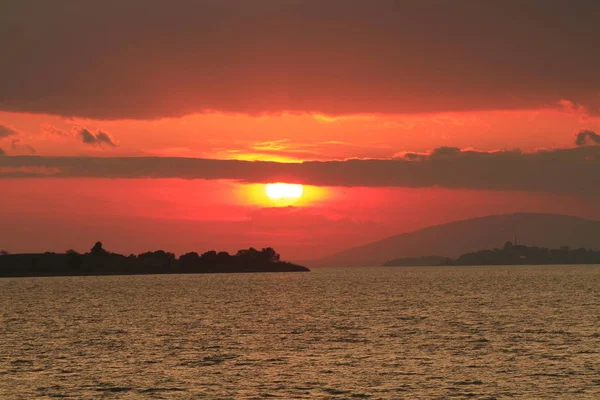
91, 241, 107, 255
260, 247, 280, 263
201, 250, 218, 262
137, 250, 176, 269
179, 252, 201, 272
66, 250, 82, 271
237, 247, 260, 261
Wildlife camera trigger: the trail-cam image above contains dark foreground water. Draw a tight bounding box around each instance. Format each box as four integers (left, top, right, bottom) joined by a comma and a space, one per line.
1, 266, 599, 399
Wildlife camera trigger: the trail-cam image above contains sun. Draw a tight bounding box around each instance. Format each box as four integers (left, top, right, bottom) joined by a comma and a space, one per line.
265, 183, 303, 200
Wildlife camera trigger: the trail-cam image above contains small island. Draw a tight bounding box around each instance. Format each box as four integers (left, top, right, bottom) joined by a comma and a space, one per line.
0, 242, 309, 277
384, 242, 600, 267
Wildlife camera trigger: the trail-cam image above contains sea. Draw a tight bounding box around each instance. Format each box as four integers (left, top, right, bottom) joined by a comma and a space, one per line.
1, 266, 598, 399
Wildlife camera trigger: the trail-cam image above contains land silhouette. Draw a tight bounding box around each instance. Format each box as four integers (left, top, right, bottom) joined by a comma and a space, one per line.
0, 242, 309, 277
308, 213, 600, 267
385, 242, 600, 266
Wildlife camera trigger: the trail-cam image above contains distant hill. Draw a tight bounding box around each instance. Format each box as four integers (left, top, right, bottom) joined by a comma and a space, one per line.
308, 213, 600, 267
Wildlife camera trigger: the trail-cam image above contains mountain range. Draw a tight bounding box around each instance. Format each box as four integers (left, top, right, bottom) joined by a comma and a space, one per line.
306, 213, 600, 267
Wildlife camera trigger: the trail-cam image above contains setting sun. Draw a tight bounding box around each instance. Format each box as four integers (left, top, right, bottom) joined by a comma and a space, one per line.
265, 183, 303, 200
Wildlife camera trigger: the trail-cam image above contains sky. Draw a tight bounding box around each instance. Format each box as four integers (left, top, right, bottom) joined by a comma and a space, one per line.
1, 0, 600, 260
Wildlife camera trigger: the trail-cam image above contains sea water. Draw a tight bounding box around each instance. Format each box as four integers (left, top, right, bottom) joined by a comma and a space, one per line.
1, 266, 598, 399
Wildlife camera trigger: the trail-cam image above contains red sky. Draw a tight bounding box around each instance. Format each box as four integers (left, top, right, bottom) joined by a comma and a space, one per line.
1, 1, 600, 260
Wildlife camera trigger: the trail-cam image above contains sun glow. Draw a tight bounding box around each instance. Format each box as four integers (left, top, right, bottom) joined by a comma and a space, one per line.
266, 183, 303, 200
239, 183, 326, 207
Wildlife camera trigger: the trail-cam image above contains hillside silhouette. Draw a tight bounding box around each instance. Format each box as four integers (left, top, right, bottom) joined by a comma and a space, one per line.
0, 242, 309, 277
385, 242, 600, 266
309, 213, 600, 267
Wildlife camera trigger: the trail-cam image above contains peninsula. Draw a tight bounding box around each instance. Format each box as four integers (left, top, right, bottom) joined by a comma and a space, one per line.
0, 242, 309, 277
384, 242, 600, 266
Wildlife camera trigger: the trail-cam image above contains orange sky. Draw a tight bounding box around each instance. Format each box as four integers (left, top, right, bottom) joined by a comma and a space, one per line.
2, 100, 600, 260
1, 104, 598, 160
2, 175, 600, 260
1, 106, 600, 259
2, 1, 600, 259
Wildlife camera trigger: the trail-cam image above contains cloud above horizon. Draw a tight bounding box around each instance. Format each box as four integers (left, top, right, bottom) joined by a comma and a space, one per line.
1, 1, 600, 119
576, 130, 600, 146
0, 125, 18, 138
10, 139, 35, 154
1, 145, 599, 195
77, 128, 116, 147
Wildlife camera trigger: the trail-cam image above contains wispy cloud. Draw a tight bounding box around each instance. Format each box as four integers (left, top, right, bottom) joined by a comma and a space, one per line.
10, 139, 35, 154
40, 123, 70, 138
0, 124, 19, 138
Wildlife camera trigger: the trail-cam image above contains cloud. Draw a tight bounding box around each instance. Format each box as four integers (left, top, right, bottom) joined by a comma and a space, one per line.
78, 129, 96, 144
1, 1, 600, 119
96, 132, 116, 147
575, 130, 600, 146
42, 124, 114, 148
76, 128, 116, 147
0, 125, 18, 138
40, 124, 70, 137
10, 139, 36, 154
1, 145, 599, 195
0, 125, 34, 155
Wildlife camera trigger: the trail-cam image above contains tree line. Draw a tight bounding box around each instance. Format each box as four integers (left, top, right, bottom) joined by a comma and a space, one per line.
453, 242, 600, 266
384, 242, 600, 267
0, 242, 309, 277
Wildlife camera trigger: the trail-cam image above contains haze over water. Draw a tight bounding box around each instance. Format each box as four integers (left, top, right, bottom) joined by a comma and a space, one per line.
1, 266, 599, 399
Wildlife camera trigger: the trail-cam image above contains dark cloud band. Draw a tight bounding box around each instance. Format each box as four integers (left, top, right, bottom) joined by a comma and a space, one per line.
1, 1, 600, 119
1, 146, 599, 195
